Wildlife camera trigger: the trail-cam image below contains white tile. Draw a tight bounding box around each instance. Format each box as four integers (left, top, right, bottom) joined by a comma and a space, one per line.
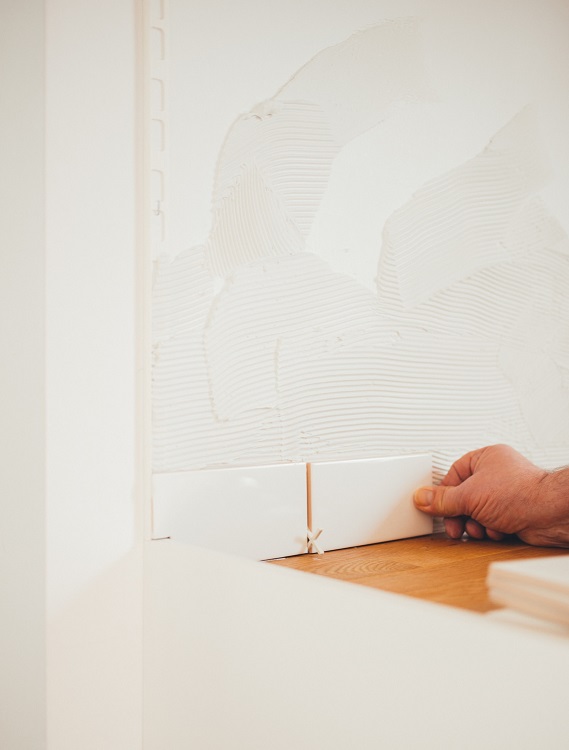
309, 454, 432, 552
152, 463, 307, 560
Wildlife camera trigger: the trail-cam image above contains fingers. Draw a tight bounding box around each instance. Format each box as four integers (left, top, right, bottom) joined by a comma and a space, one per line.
444, 517, 505, 541
440, 448, 485, 487
465, 518, 486, 539
414, 483, 468, 517
444, 516, 466, 539
485, 528, 505, 541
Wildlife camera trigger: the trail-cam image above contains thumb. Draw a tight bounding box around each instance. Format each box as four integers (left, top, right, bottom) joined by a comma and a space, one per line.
413, 484, 468, 517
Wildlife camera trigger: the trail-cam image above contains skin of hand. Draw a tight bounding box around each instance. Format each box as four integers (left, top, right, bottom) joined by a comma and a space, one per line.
413, 444, 569, 548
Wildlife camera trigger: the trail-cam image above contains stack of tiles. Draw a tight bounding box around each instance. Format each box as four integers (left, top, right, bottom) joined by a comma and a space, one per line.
487, 556, 569, 631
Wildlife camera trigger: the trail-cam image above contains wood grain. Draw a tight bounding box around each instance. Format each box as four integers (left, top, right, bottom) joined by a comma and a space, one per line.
268, 533, 567, 613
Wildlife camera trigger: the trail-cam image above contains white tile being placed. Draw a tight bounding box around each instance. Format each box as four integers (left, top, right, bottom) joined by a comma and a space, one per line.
309, 454, 433, 552
152, 463, 308, 560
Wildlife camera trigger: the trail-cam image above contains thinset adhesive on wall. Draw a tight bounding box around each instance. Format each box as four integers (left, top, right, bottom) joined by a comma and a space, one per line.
153, 6, 569, 480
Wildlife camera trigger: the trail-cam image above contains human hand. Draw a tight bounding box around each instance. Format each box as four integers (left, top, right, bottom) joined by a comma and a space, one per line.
413, 444, 569, 548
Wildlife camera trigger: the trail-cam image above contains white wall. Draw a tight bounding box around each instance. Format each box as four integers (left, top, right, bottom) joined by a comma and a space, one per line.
0, 2, 47, 747
45, 1, 143, 747
153, 0, 569, 481
1, 1, 143, 748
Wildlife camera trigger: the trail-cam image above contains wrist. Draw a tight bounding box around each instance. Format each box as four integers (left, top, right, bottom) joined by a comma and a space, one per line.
538, 466, 569, 506
530, 467, 569, 547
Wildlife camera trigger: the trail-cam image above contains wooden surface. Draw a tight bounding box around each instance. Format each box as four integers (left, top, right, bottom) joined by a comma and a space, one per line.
268, 533, 567, 613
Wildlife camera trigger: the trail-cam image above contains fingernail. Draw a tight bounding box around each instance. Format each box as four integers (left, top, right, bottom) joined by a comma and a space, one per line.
414, 488, 434, 508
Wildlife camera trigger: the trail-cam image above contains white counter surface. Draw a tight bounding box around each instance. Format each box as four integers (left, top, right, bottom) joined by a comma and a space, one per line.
144, 539, 569, 749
